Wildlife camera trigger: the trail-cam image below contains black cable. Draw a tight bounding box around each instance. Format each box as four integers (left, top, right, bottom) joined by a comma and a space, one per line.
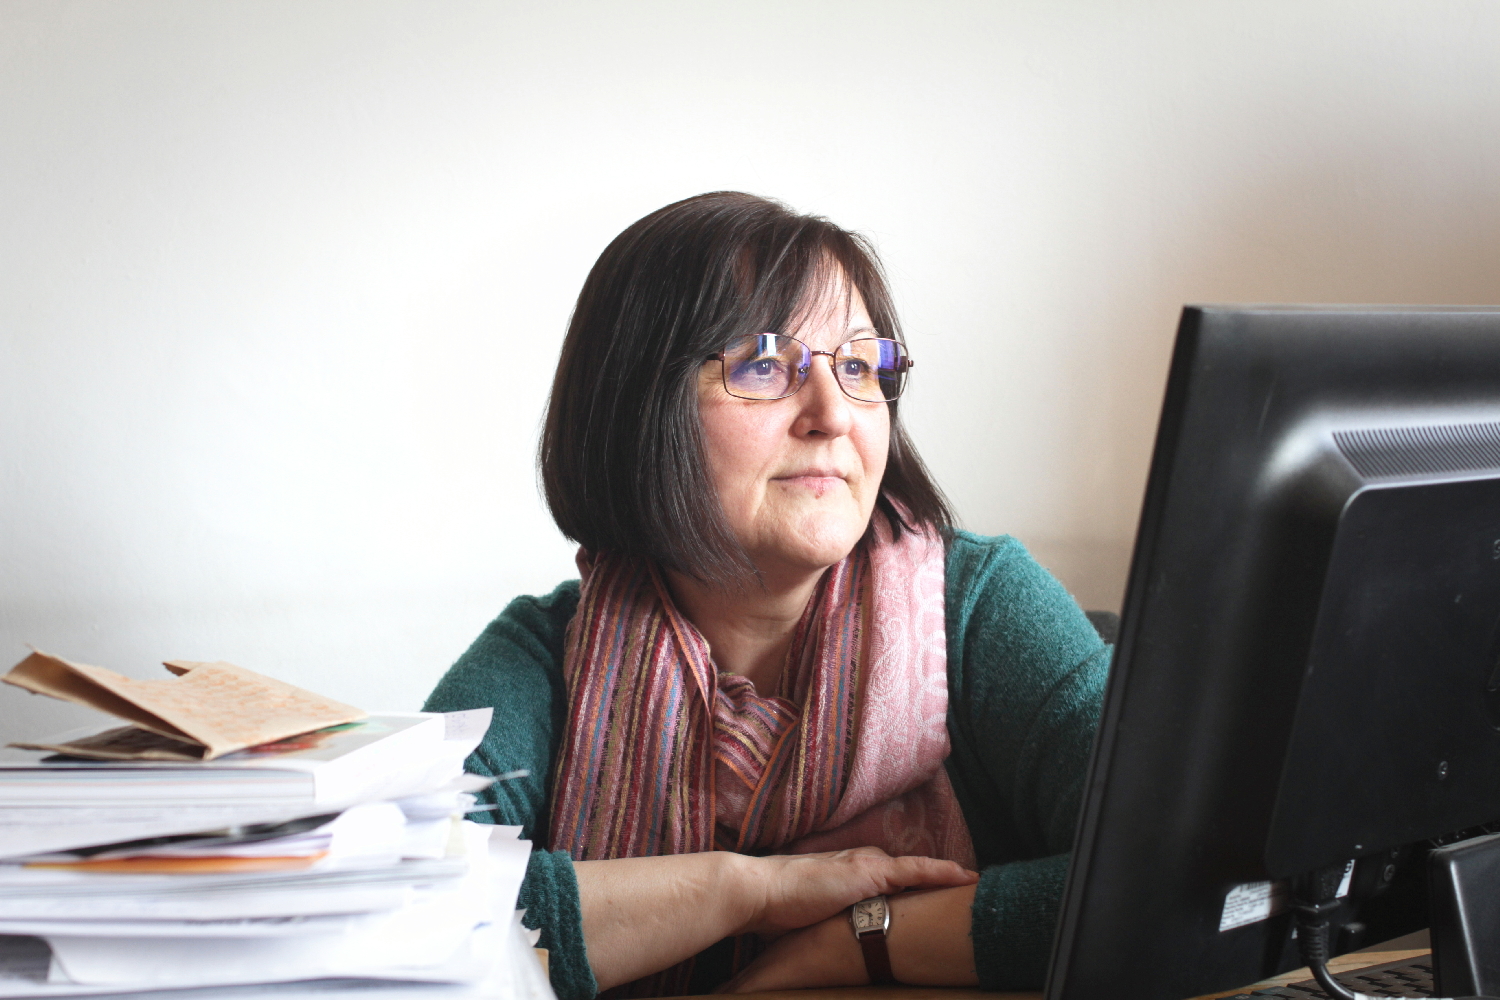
1291, 866, 1496, 1000
1290, 894, 1366, 1000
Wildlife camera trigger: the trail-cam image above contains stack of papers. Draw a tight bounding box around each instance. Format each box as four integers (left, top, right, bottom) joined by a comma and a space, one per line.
0, 653, 551, 1000
0, 712, 485, 861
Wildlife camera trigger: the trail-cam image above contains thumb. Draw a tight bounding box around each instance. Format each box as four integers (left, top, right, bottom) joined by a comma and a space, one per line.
870, 855, 980, 893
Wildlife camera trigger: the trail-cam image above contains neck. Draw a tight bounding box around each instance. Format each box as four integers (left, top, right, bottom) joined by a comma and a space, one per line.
664, 563, 827, 693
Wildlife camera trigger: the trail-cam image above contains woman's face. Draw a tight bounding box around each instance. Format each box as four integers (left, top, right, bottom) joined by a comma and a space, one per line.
697, 274, 891, 582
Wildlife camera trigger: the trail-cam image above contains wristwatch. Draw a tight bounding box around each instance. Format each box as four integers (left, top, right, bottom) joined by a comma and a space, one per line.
849, 895, 896, 985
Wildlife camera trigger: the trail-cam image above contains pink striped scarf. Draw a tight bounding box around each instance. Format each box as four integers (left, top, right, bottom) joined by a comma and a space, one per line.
547, 520, 975, 993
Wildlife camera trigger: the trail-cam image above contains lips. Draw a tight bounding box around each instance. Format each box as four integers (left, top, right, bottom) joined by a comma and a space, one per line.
773, 471, 845, 485
775, 468, 844, 481
773, 470, 847, 498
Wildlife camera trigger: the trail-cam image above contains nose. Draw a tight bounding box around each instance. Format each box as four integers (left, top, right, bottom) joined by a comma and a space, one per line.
792, 353, 855, 439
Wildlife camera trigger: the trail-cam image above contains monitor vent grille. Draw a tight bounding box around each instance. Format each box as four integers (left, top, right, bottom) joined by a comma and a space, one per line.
1334, 422, 1500, 479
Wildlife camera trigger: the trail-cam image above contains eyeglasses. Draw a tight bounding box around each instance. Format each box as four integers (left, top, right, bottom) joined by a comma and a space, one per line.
708, 334, 913, 403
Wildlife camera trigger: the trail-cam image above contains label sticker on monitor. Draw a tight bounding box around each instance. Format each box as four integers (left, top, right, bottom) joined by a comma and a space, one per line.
1219, 880, 1287, 931
1219, 861, 1353, 932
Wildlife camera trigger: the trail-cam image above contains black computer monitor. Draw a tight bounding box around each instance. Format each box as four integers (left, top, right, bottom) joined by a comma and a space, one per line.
1047, 306, 1500, 1000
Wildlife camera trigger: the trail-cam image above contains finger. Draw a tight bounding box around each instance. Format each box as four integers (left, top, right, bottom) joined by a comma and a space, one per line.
841, 845, 891, 858
721, 970, 771, 994
718, 956, 798, 994
864, 854, 980, 892
715, 957, 778, 994
780, 846, 890, 860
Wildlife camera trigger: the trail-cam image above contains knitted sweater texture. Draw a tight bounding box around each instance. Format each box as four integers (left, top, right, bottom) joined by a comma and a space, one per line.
423, 531, 1110, 998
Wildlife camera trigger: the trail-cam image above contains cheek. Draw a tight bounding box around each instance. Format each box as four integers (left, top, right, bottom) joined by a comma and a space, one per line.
858, 408, 892, 487
698, 398, 778, 505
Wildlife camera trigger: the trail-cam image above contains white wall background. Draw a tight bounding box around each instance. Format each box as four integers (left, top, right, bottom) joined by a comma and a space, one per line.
4, 0, 1500, 742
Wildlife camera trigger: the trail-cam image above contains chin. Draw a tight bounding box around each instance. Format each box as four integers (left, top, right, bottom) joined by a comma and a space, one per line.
769, 512, 870, 571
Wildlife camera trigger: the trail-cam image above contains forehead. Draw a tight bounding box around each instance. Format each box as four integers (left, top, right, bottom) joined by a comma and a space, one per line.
784, 273, 875, 347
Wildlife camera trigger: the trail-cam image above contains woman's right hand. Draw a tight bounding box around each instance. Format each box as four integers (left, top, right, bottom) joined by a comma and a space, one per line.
733, 846, 978, 938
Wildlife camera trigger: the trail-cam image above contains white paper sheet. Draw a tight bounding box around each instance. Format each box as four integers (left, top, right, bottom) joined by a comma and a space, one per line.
0, 923, 503, 998
0, 923, 551, 1000
0, 858, 466, 921
43, 893, 484, 986
0, 915, 389, 939
484, 826, 530, 920
0, 823, 537, 996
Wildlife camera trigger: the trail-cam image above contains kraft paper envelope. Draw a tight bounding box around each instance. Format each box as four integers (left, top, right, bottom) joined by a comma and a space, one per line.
2, 651, 366, 761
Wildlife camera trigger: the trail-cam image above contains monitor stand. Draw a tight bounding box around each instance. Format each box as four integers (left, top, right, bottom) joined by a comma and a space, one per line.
1430, 830, 1500, 998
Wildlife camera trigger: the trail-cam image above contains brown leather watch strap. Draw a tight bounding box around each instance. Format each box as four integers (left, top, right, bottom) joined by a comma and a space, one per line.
858, 928, 896, 985
850, 896, 897, 985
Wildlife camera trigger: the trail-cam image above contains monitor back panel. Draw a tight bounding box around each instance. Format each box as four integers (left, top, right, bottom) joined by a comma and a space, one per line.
1046, 306, 1500, 1000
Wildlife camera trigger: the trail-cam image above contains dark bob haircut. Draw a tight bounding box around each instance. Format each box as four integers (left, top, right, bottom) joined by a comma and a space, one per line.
539, 191, 953, 585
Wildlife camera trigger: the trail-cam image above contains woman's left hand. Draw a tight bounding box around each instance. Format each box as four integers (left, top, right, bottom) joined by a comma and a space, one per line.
716, 883, 981, 993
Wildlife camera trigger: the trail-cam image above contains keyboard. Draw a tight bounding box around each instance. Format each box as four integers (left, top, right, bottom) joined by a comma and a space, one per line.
1222, 955, 1435, 999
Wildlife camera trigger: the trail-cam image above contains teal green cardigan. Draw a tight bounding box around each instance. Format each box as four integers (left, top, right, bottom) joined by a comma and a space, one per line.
423, 532, 1110, 998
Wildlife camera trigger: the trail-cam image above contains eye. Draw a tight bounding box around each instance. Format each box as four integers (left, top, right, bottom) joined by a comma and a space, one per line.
719, 334, 803, 398
838, 358, 871, 378
729, 356, 789, 383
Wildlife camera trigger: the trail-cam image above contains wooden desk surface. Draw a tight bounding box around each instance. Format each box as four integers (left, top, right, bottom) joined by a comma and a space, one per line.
674, 946, 1431, 1000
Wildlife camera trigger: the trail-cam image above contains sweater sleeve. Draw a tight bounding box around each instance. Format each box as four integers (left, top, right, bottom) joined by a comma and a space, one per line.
422, 580, 598, 1000
942, 532, 1111, 991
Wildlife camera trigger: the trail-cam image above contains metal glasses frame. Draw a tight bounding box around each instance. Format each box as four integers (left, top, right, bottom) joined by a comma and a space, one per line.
707, 334, 914, 402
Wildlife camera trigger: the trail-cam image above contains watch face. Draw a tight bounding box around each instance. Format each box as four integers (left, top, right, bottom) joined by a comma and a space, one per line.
851, 897, 888, 934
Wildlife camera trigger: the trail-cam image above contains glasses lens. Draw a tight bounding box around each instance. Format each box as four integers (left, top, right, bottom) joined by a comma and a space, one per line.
720, 334, 806, 399
834, 339, 906, 401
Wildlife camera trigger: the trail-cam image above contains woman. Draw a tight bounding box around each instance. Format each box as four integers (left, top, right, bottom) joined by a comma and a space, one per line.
424, 192, 1110, 998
